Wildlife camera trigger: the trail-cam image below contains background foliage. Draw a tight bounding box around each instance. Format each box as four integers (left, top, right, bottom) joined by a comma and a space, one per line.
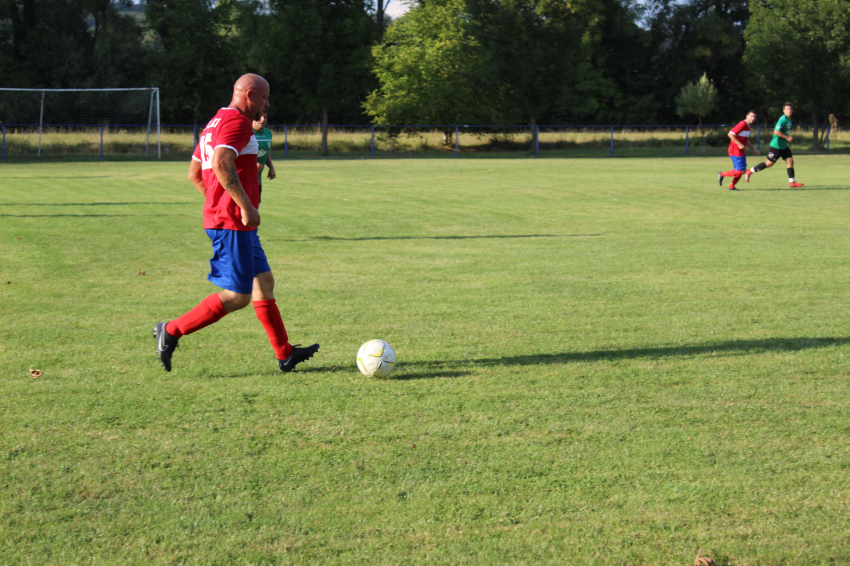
1, 0, 849, 126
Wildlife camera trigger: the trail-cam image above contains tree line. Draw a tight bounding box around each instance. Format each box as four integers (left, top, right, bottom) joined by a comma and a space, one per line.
1, 0, 848, 146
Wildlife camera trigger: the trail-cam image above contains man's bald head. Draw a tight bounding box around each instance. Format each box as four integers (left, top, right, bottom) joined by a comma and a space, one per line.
230, 73, 270, 121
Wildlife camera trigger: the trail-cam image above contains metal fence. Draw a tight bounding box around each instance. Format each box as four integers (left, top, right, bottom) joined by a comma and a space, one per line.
0, 123, 835, 161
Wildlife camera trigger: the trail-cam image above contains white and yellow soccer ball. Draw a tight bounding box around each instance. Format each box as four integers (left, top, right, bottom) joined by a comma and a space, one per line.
356, 339, 396, 378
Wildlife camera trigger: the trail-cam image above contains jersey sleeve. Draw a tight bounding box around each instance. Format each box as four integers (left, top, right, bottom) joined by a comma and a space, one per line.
216, 115, 252, 155
192, 142, 201, 162
730, 121, 746, 135
775, 117, 786, 131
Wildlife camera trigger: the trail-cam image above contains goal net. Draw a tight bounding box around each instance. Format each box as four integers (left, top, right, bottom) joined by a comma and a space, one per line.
0, 88, 160, 159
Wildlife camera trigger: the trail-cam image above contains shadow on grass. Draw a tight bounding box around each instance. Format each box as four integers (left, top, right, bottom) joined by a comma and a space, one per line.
0, 202, 192, 206
380, 336, 850, 373
272, 234, 603, 242
748, 186, 850, 191
280, 336, 850, 379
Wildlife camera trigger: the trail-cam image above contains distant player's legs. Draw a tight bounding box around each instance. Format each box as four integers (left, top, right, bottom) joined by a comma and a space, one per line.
722, 156, 746, 190
786, 156, 804, 187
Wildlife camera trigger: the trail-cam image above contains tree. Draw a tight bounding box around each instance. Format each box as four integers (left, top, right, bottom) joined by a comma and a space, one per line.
0, 0, 146, 89
145, 0, 236, 124
466, 0, 609, 144
365, 0, 499, 144
642, 0, 754, 124
744, 0, 850, 149
261, 0, 376, 153
675, 73, 717, 126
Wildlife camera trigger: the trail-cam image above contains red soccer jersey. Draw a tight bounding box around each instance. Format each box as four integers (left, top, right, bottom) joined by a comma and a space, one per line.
192, 108, 260, 231
728, 120, 751, 157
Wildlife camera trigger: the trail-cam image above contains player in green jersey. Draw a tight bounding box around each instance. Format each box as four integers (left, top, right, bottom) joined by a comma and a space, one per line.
252, 110, 276, 200
744, 102, 804, 187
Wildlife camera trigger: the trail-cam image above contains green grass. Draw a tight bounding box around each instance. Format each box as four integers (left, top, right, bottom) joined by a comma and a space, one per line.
2, 156, 850, 565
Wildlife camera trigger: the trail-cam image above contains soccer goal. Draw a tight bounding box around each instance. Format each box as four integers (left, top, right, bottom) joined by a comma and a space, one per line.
0, 87, 160, 159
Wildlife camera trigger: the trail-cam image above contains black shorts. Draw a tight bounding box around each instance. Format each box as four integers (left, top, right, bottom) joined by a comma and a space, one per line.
767, 146, 793, 162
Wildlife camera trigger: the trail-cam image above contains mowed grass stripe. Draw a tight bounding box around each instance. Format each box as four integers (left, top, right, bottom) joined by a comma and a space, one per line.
1, 157, 849, 565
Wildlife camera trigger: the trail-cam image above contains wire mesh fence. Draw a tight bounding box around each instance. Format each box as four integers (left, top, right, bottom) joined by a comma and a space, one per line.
1, 123, 841, 162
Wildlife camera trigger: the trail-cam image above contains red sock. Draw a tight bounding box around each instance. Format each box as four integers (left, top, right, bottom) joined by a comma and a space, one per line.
253, 299, 293, 360
730, 173, 741, 188
166, 294, 227, 338
721, 170, 740, 177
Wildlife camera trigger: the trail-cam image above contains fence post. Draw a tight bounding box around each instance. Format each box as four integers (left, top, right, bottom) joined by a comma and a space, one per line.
536, 126, 540, 158
686, 126, 689, 156
100, 125, 104, 159
757, 125, 761, 152
455, 126, 459, 157
284, 125, 288, 158
2, 125, 5, 162
193, 125, 197, 148
371, 125, 375, 158
610, 127, 614, 157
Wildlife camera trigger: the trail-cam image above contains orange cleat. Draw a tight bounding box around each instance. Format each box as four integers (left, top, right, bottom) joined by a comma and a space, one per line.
744, 169, 752, 182
789, 182, 805, 188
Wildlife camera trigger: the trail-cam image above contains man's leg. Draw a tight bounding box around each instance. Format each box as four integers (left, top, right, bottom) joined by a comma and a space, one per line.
729, 172, 742, 190
154, 229, 255, 372
248, 232, 319, 372
252, 271, 294, 361
786, 156, 804, 187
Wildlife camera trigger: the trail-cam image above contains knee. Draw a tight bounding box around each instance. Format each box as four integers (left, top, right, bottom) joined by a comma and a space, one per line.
253, 272, 275, 298
220, 291, 252, 312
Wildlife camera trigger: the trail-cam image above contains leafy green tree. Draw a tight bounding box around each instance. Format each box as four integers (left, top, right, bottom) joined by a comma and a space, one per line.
145, 0, 236, 124
466, 0, 609, 144
744, 0, 850, 149
643, 0, 754, 123
365, 0, 499, 144
591, 0, 656, 124
0, 0, 146, 89
260, 0, 376, 153
675, 72, 717, 126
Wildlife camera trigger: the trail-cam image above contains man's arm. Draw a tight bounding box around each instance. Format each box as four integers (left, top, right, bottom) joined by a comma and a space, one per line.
188, 159, 206, 196
774, 130, 793, 143
266, 152, 276, 180
746, 140, 760, 155
211, 146, 260, 228
728, 131, 745, 150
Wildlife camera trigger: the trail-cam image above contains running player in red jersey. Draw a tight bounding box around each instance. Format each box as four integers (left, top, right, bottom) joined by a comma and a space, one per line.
153, 74, 319, 373
718, 110, 760, 191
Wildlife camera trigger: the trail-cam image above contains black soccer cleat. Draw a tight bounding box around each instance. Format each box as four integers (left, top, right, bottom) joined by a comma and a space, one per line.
153, 322, 179, 372
718, 172, 723, 186
278, 343, 320, 373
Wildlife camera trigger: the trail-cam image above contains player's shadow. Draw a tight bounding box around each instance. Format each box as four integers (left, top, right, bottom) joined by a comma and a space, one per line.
277, 336, 850, 379
274, 234, 603, 242
401, 336, 850, 369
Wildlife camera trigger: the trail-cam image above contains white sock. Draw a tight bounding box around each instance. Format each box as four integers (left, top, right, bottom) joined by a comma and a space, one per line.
789, 178, 795, 183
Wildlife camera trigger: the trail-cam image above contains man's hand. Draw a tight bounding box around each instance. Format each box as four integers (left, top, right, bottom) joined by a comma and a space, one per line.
754, 149, 760, 155
241, 205, 261, 228
738, 143, 745, 150
787, 135, 794, 143
268, 165, 276, 180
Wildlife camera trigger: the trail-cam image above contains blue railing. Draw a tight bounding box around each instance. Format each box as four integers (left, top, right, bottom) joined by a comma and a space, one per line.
1, 123, 833, 161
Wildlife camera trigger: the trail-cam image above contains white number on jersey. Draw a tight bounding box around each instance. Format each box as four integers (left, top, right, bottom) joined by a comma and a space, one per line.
199, 133, 214, 169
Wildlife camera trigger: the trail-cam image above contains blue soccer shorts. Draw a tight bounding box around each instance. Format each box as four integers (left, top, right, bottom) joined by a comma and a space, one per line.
205, 228, 271, 295
730, 155, 747, 172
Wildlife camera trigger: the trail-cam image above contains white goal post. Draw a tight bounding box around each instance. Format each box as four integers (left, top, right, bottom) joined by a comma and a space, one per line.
0, 87, 161, 158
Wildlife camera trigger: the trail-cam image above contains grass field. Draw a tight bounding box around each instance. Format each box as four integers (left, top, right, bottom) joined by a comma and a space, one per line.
2, 156, 850, 565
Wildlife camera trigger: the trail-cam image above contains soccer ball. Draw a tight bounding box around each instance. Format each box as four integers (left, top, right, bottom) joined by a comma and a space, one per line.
356, 339, 396, 378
